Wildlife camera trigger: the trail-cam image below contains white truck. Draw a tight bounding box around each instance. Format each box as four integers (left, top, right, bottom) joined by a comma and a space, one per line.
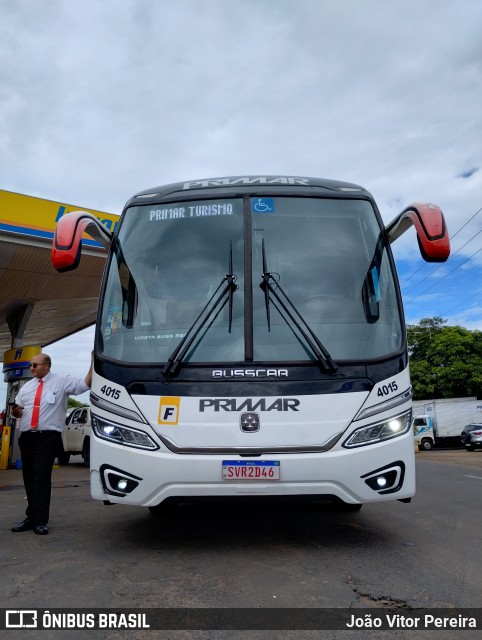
57, 406, 91, 466
412, 397, 482, 451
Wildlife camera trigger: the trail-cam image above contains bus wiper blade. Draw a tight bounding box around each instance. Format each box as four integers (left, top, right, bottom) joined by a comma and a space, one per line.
261, 239, 272, 330
228, 240, 235, 333
163, 243, 238, 378
259, 241, 337, 373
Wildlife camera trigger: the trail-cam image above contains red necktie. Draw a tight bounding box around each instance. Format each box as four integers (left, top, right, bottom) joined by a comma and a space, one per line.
31, 380, 44, 428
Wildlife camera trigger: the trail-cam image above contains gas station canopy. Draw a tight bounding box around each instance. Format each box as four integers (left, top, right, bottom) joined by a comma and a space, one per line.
0, 189, 118, 357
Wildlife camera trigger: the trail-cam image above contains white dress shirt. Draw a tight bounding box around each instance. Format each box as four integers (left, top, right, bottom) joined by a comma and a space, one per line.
15, 371, 89, 432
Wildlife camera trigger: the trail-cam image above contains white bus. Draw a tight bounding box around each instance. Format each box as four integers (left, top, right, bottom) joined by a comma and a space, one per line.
52, 176, 450, 512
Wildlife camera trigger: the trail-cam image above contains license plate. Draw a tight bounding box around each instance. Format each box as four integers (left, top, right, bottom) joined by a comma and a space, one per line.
222, 460, 280, 480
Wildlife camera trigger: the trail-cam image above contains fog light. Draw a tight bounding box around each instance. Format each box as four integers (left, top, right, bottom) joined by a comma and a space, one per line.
365, 470, 398, 491
100, 465, 142, 497
106, 472, 139, 495
361, 461, 405, 494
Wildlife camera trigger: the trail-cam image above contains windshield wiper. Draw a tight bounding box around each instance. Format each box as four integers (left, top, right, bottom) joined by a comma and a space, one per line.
162, 242, 238, 378
260, 239, 338, 373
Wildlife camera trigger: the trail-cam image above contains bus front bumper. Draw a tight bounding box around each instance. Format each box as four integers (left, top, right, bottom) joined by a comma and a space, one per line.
89, 433, 416, 507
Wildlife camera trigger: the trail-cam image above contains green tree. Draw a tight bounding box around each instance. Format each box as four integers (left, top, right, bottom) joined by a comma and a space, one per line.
67, 397, 89, 408
408, 317, 482, 399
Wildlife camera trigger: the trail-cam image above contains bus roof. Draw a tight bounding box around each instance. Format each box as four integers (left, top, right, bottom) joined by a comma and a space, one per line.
127, 175, 371, 205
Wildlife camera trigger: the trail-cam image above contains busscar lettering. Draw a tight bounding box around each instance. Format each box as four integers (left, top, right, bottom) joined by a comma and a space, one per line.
199, 398, 300, 412
183, 177, 311, 190
212, 369, 288, 378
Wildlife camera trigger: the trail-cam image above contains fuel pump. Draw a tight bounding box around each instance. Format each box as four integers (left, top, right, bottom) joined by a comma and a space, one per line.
1, 346, 41, 469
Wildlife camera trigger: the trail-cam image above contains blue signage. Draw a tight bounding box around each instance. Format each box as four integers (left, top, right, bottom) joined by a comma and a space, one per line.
251, 198, 275, 214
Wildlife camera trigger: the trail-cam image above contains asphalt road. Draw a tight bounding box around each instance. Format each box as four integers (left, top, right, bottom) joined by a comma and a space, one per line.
1, 450, 481, 639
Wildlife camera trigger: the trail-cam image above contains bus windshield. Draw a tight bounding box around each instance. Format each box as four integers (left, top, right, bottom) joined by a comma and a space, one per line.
99, 196, 402, 365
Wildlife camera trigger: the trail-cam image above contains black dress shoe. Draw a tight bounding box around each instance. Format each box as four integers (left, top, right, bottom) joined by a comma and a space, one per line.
34, 524, 49, 535
11, 518, 34, 532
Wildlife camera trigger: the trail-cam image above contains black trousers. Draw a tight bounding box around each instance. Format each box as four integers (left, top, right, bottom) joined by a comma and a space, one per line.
18, 430, 61, 526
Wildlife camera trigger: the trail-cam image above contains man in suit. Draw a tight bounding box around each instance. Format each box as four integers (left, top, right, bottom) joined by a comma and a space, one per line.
11, 352, 92, 535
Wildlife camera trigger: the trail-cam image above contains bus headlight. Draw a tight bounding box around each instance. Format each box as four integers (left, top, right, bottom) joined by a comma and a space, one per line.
92, 415, 159, 451
342, 411, 412, 448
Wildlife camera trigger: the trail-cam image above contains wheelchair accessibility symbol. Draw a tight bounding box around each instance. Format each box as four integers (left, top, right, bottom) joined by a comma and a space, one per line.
252, 198, 275, 213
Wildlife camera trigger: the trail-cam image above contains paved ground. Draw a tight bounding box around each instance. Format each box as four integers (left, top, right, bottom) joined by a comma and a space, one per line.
415, 447, 482, 468
2, 449, 482, 639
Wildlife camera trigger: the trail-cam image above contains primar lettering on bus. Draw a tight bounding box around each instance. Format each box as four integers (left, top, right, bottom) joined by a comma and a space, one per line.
199, 398, 300, 412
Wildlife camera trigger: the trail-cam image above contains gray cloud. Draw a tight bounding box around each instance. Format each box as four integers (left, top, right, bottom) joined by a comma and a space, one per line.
1, 0, 482, 402
2, 1, 481, 217
457, 168, 479, 179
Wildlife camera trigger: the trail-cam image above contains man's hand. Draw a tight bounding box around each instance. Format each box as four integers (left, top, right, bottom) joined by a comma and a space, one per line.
11, 404, 23, 418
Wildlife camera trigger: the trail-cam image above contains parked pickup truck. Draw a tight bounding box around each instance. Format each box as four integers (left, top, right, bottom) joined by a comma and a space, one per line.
57, 406, 91, 466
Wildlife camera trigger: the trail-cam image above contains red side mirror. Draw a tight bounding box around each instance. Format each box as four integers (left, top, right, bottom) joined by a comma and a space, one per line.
386, 203, 450, 262
52, 211, 113, 272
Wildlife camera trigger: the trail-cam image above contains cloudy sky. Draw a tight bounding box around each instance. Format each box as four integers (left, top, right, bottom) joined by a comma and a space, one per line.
1, 0, 482, 402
